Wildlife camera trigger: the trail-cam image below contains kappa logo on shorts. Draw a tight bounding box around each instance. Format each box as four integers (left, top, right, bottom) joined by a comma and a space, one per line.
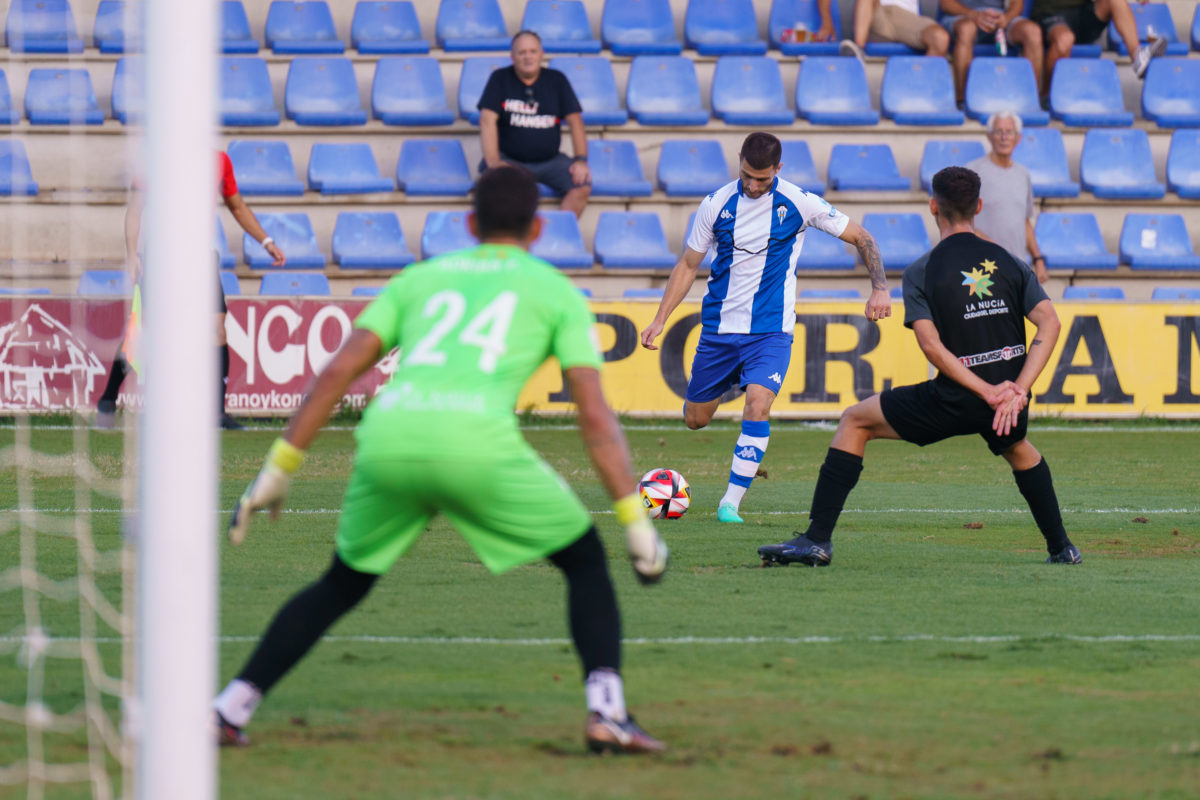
768, 372, 782, 384
719, 209, 734, 221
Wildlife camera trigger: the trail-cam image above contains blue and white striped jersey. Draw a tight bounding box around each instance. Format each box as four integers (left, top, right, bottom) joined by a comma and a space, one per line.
686, 177, 850, 334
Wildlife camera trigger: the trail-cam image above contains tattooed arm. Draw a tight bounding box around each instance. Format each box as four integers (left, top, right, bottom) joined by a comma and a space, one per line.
838, 220, 891, 321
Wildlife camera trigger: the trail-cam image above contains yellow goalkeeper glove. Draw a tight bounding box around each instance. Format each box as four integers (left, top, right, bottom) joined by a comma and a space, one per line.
228, 438, 305, 546
614, 494, 668, 584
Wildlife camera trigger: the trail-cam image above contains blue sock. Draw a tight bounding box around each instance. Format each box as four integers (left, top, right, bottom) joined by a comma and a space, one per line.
721, 420, 769, 508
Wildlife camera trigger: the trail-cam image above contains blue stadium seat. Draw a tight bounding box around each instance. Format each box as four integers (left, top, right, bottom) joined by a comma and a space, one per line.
265, 1, 344, 54
623, 288, 665, 299
889, 285, 903, 299
1080, 128, 1164, 199
436, 0, 508, 51
244, 213, 326, 268
77, 270, 132, 296
919, 140, 986, 193
351, 1, 428, 54
657, 140, 729, 196
112, 56, 144, 124
779, 139, 824, 195
547, 56, 627, 125
396, 139, 472, 195
523, 1, 600, 53
1167, 130, 1200, 199
0, 140, 39, 195
684, 212, 714, 268
799, 288, 862, 299
352, 286, 382, 297
260, 272, 331, 296
1035, 213, 1118, 269
0, 71, 18, 124
711, 56, 793, 126
332, 212, 415, 268
220, 57, 280, 125
285, 57, 367, 125
1142, 58, 1200, 128
25, 68, 104, 124
308, 142, 393, 194
221, 1, 259, 53
588, 140, 652, 196
219, 270, 241, 296
458, 56, 509, 123
1063, 286, 1124, 300
686, 0, 767, 55
1194, 5, 1200, 51
215, 216, 235, 268
0, 287, 51, 295
795, 229, 856, 270
768, 0, 842, 56
881, 56, 963, 126
227, 140, 305, 196
1012, 126, 1079, 197
578, 287, 593, 297
94, 1, 142, 53
5, 0, 83, 53
1118, 214, 1200, 270
1152, 287, 1200, 301
531, 210, 592, 268
795, 57, 879, 125
594, 212, 677, 268
602, 0, 682, 55
627, 56, 708, 125
1106, 3, 1187, 56
828, 145, 910, 191
372, 56, 455, 125
861, 214, 931, 269
421, 211, 477, 259
1049, 58, 1133, 126
964, 57, 1050, 126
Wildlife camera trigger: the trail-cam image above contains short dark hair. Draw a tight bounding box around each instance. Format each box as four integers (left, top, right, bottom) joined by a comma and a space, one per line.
739, 132, 782, 170
511, 29, 541, 47
473, 166, 540, 239
931, 166, 981, 223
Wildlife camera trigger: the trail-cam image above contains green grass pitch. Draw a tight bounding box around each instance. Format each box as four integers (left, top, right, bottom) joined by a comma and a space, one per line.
2, 421, 1199, 799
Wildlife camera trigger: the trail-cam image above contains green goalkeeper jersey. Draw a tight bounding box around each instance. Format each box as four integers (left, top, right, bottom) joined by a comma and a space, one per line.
353, 243, 602, 457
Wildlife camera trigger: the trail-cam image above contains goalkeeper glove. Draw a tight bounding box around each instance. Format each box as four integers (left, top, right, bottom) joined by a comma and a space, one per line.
228, 438, 305, 546
614, 494, 668, 584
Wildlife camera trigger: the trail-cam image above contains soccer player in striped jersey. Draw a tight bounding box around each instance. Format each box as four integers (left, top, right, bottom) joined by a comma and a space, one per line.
639, 132, 891, 523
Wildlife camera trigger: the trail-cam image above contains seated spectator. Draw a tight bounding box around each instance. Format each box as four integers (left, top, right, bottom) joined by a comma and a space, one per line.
811, 0, 840, 42
941, 0, 1045, 103
1031, 0, 1165, 86
478, 30, 591, 217
839, 0, 950, 59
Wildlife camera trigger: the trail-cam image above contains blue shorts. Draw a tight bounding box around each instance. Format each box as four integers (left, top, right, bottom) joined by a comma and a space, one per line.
686, 332, 794, 403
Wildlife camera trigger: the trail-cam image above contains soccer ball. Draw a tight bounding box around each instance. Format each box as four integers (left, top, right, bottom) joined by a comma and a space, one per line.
638, 468, 691, 520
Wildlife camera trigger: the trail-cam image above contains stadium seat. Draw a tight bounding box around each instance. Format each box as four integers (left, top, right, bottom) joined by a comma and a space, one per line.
1152, 287, 1200, 301
919, 140, 986, 193
265, 1, 344, 54
0, 287, 51, 295
828, 145, 910, 191
779, 139, 824, 195
421, 211, 477, 259
963, 57, 1051, 126
1106, 3, 1187, 56
594, 212, 677, 268
221, 0, 259, 53
768, 0, 842, 56
352, 286, 382, 297
112, 56, 144, 124
889, 285, 903, 299
531, 210, 592, 268
1063, 286, 1124, 300
799, 288, 862, 299
658, 140, 730, 196
684, 212, 714, 268
372, 57, 455, 125
1012, 126, 1079, 197
686, 0, 767, 55
602, 0, 682, 55
881, 56, 963, 126
94, 0, 142, 53
227, 140, 305, 196
523, 1, 600, 53
244, 213, 326, 268
1141, 58, 1200, 128
794, 228, 856, 270
5, 0, 83, 53
436, 0, 508, 51
1035, 213, 1119, 269
260, 272, 331, 296
308, 142, 393, 194
220, 57, 280, 125
219, 270, 241, 296
458, 56, 509, 123
547, 56, 627, 125
1194, 5, 1200, 51
0, 71, 18, 124
861, 214, 931, 269
623, 288, 665, 299
285, 57, 367, 125
588, 140, 652, 196
626, 56, 708, 126
795, 57, 879, 126
24, 68, 104, 125
711, 56, 793, 126
1167, 130, 1200, 199
0, 140, 39, 196
77, 270, 132, 296
351, 1, 428, 54
578, 287, 592, 297
215, 216, 235, 268
1118, 214, 1200, 270
332, 212, 415, 268
1049, 58, 1133, 127
395, 139, 472, 195
1080, 128, 1164, 199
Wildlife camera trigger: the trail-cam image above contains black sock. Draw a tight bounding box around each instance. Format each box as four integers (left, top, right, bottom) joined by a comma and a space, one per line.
803, 448, 864, 544
98, 356, 129, 410
1012, 458, 1070, 554
219, 344, 230, 416
548, 526, 621, 676
238, 554, 377, 694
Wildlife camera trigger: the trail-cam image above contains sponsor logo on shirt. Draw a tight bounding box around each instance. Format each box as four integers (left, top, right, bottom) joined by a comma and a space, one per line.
961, 258, 999, 298
719, 209, 734, 221
958, 343, 1025, 368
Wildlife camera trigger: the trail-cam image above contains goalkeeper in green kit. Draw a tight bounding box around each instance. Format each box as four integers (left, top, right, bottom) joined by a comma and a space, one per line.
215, 166, 669, 754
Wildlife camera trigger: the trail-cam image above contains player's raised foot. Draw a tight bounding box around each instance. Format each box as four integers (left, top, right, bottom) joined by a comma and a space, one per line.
219, 414, 246, 431
213, 710, 249, 747
716, 501, 743, 524
758, 534, 832, 567
585, 712, 666, 755
1046, 543, 1082, 565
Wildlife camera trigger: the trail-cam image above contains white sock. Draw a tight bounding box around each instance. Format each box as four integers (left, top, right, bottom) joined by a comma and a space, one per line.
214, 679, 262, 728
585, 669, 627, 722
720, 483, 748, 508
722, 421, 770, 509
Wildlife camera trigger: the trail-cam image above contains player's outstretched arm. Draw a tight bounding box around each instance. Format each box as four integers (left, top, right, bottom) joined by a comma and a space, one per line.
225, 192, 286, 267
640, 248, 706, 350
838, 221, 891, 322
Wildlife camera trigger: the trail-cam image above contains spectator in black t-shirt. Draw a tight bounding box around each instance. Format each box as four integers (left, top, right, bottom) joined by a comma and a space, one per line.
477, 30, 591, 217
758, 166, 1081, 568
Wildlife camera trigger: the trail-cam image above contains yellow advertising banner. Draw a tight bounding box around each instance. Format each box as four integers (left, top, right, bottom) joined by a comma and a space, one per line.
516, 302, 1200, 419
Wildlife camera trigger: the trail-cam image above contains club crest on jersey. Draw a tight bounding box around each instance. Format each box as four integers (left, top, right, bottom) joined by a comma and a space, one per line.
775, 205, 787, 224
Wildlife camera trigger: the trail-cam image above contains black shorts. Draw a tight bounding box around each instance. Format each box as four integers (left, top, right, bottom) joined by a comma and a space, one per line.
879, 378, 1028, 456
1037, 4, 1106, 45
480, 152, 577, 196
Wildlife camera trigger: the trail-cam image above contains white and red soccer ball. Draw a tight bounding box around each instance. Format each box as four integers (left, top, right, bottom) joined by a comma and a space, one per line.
638, 468, 691, 520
